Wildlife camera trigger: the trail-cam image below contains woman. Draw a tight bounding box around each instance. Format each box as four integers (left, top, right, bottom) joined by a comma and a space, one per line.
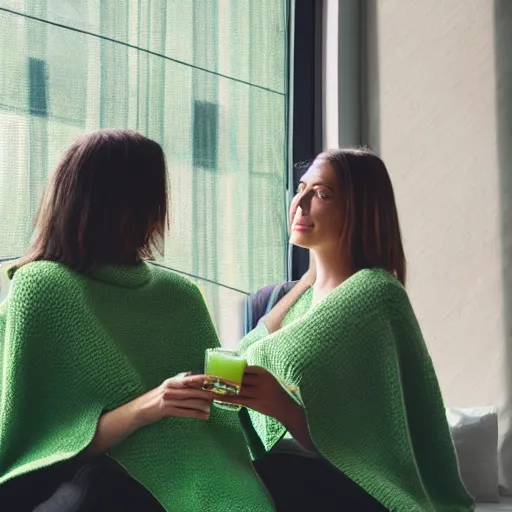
0, 130, 273, 511
218, 149, 475, 511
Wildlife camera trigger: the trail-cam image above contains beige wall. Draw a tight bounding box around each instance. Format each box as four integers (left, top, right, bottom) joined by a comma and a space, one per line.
366, 0, 501, 406
363, 0, 512, 489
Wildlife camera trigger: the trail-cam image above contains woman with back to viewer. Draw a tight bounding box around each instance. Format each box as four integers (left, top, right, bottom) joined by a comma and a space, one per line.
216, 149, 475, 511
0, 129, 273, 511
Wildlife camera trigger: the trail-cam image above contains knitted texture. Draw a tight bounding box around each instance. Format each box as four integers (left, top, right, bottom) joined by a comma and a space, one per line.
239, 269, 475, 512
0, 261, 272, 512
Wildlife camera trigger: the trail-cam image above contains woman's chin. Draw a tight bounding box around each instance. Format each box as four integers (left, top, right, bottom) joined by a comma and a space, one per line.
289, 232, 314, 249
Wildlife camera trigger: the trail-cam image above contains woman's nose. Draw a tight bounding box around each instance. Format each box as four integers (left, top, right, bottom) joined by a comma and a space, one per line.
298, 189, 313, 214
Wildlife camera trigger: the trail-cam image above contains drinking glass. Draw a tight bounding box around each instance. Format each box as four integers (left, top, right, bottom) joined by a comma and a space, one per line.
202, 348, 247, 411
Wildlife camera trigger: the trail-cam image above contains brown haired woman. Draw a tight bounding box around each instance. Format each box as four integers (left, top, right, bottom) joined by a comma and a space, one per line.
0, 130, 273, 512
217, 149, 475, 511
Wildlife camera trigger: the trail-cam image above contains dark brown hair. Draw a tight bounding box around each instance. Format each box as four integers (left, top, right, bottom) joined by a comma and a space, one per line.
319, 148, 406, 285
18, 129, 168, 272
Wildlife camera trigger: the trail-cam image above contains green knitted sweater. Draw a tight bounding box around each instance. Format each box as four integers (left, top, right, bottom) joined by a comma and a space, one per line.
0, 261, 272, 511
240, 269, 475, 512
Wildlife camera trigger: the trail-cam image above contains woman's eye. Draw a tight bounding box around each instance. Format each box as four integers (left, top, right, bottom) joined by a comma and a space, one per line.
316, 190, 329, 199
296, 185, 304, 194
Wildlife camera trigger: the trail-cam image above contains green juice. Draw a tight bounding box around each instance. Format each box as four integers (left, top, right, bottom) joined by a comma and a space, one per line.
206, 350, 247, 386
203, 349, 247, 410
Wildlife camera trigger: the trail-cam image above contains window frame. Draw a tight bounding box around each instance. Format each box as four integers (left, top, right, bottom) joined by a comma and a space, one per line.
288, 0, 324, 280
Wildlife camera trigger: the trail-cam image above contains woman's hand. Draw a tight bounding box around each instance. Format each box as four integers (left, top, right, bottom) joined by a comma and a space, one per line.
216, 366, 316, 451
216, 366, 297, 425
84, 372, 213, 458
132, 373, 214, 428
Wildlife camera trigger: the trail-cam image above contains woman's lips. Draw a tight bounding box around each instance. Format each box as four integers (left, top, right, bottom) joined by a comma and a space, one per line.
293, 223, 314, 232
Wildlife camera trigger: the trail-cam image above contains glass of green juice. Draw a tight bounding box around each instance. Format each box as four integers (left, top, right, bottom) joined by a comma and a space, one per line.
202, 348, 247, 411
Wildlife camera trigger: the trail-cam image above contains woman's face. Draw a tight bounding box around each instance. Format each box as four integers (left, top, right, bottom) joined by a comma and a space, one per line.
289, 158, 344, 251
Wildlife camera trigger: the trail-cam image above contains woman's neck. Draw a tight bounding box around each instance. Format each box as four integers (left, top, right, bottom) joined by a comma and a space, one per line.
310, 248, 352, 305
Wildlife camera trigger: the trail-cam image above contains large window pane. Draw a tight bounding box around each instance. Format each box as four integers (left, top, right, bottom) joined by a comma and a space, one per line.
0, 1, 290, 335
0, 1, 290, 303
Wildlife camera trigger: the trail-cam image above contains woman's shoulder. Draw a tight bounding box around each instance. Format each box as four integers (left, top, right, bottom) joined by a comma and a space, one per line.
10, 260, 76, 291
148, 264, 205, 302
11, 260, 71, 278
4, 261, 81, 313
317, 267, 411, 321
353, 267, 402, 287
348, 268, 407, 301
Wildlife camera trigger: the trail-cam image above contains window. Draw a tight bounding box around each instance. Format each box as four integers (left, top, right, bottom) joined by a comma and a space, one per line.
0, 1, 291, 339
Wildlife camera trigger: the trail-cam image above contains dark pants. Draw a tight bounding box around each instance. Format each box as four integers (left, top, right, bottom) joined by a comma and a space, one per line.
253, 449, 388, 512
0, 457, 164, 512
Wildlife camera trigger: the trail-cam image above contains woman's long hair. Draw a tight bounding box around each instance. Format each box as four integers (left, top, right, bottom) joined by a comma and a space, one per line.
320, 148, 406, 285
18, 129, 168, 272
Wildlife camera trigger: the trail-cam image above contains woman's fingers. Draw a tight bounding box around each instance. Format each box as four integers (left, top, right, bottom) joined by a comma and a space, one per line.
163, 374, 210, 393
168, 406, 210, 420
166, 398, 212, 413
180, 374, 210, 389
173, 371, 193, 379
244, 365, 267, 375
165, 374, 208, 389
237, 386, 260, 399
241, 374, 259, 387
163, 387, 213, 401
242, 366, 271, 386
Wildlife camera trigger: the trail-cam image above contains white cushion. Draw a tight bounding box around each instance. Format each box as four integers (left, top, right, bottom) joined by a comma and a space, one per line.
447, 407, 499, 503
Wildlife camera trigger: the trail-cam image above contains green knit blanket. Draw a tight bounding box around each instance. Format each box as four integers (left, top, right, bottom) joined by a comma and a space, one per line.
0, 261, 272, 511
240, 269, 475, 512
